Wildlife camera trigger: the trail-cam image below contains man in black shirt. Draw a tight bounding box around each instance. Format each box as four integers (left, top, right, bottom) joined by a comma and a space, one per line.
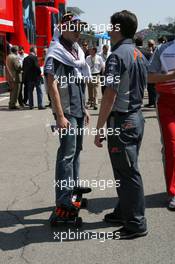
23, 46, 45, 109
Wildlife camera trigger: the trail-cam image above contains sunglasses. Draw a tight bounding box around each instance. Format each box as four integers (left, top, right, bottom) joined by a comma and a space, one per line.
68, 24, 83, 33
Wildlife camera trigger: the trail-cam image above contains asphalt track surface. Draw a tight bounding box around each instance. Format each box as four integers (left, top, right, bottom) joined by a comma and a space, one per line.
0, 92, 175, 264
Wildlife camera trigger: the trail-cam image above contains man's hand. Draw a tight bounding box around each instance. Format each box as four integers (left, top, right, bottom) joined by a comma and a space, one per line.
94, 88, 116, 148
148, 71, 175, 83
94, 134, 103, 148
85, 109, 90, 126
94, 128, 106, 148
57, 116, 70, 129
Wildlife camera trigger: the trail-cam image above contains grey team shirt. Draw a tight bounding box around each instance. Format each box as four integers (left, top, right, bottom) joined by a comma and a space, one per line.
44, 57, 85, 118
105, 39, 148, 113
149, 40, 175, 73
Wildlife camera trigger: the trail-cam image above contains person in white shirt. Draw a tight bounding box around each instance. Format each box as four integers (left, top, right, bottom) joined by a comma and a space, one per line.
99, 45, 111, 94
99, 44, 111, 64
18, 46, 28, 66
18, 46, 28, 105
86, 47, 104, 110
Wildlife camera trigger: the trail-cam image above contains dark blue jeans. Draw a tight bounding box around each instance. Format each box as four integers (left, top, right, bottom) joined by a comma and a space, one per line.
55, 114, 84, 208
107, 110, 147, 232
27, 79, 44, 108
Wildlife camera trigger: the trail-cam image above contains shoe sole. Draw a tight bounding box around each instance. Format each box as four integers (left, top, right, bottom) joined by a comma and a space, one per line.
104, 218, 124, 225
167, 206, 175, 211
114, 230, 148, 240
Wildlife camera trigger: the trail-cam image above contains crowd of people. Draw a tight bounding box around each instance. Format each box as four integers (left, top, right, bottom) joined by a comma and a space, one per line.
5, 9, 175, 240
5, 34, 164, 112
6, 45, 47, 110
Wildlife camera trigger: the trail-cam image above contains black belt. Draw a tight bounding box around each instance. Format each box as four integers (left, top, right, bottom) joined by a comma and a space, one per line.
111, 108, 141, 116
92, 73, 100, 76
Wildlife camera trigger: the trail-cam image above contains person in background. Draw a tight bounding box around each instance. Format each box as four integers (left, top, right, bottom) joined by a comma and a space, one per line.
158, 36, 167, 45
82, 41, 90, 58
95, 10, 148, 239
99, 44, 111, 64
135, 37, 156, 107
147, 39, 156, 54
144, 39, 157, 107
42, 48, 48, 65
135, 37, 150, 59
18, 46, 28, 106
23, 46, 45, 110
42, 48, 51, 107
148, 39, 175, 210
86, 47, 104, 109
99, 45, 111, 94
18, 46, 28, 66
6, 45, 22, 110
6, 42, 12, 56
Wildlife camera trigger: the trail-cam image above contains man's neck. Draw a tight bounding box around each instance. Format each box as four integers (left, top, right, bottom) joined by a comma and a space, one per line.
60, 35, 78, 59
61, 35, 74, 47
114, 36, 125, 46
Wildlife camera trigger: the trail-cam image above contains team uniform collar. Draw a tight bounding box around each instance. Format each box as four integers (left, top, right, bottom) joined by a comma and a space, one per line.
111, 38, 133, 52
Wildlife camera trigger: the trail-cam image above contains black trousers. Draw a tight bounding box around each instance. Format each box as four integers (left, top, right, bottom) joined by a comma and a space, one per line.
147, 83, 156, 105
107, 110, 147, 232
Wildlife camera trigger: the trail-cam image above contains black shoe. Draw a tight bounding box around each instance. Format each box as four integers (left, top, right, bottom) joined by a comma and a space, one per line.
113, 227, 148, 240
144, 103, 155, 108
46, 103, 51, 108
73, 186, 92, 194
86, 100, 91, 106
93, 105, 98, 110
9, 106, 20, 110
104, 212, 124, 225
38, 106, 46, 110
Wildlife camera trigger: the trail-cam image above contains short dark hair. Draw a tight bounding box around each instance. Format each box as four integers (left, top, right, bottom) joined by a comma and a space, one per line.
103, 44, 109, 49
92, 47, 97, 53
158, 36, 167, 44
11, 45, 18, 53
30, 46, 36, 53
82, 41, 88, 46
135, 37, 143, 47
18, 46, 24, 51
111, 10, 138, 39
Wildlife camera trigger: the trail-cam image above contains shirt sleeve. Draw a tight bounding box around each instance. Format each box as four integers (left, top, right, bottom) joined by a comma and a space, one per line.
99, 56, 105, 70
86, 56, 90, 67
104, 53, 123, 92
44, 57, 55, 76
148, 47, 162, 73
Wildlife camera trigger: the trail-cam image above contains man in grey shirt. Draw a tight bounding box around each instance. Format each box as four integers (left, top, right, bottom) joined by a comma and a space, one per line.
44, 13, 90, 223
95, 10, 148, 239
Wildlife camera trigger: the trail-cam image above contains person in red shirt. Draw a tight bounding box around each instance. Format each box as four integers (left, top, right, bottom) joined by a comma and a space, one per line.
148, 39, 175, 210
